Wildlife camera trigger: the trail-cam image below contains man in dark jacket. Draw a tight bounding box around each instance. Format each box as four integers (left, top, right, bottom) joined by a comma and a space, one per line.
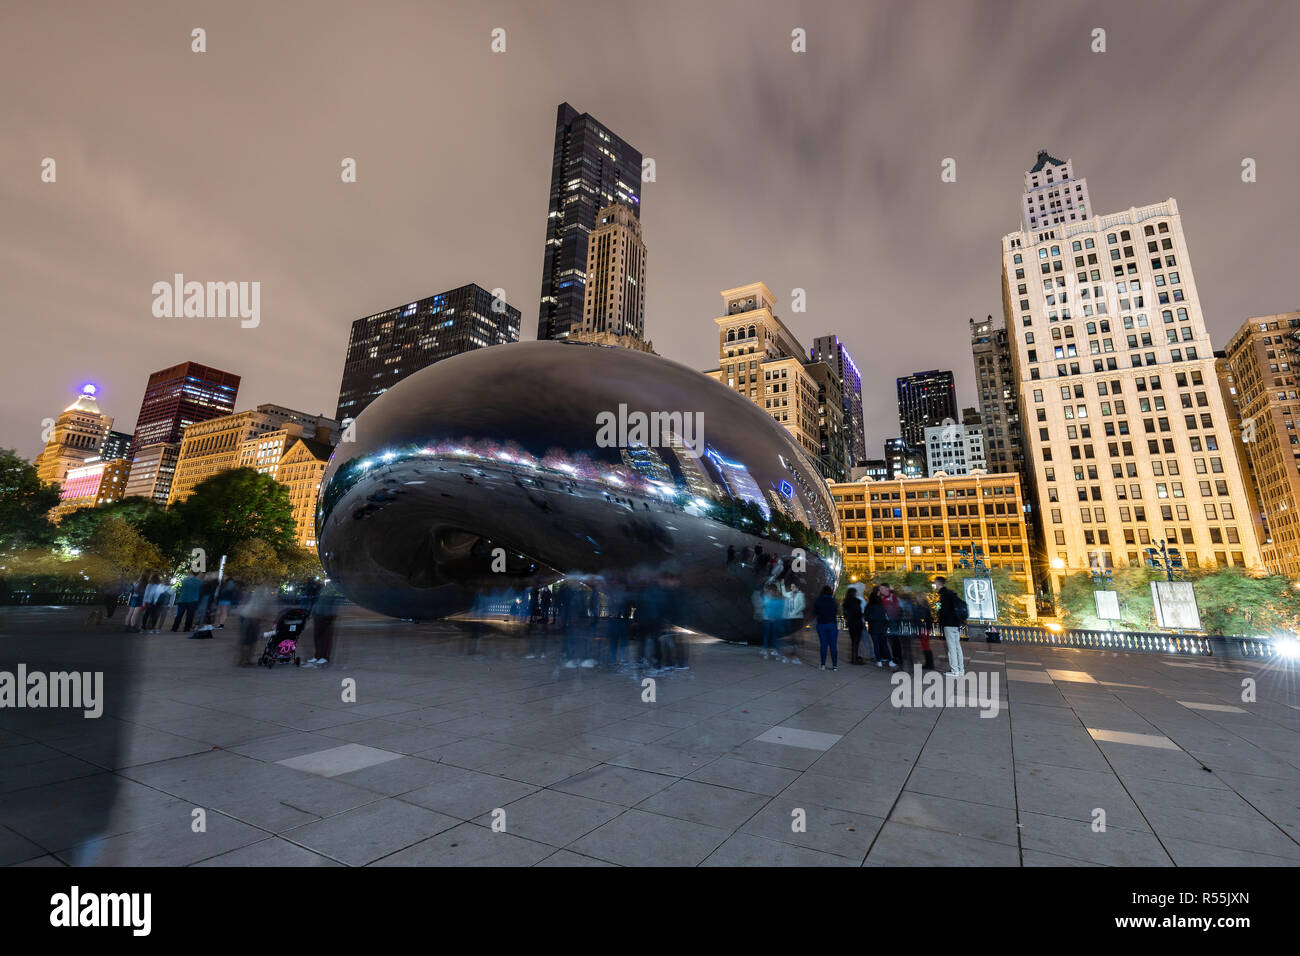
934, 576, 964, 677
813, 586, 839, 670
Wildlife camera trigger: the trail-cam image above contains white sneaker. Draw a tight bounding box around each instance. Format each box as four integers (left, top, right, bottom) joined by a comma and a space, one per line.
876, 661, 885, 668
563, 661, 578, 669
317, 659, 328, 667
301, 661, 317, 669
524, 653, 536, 660
580, 659, 596, 668
820, 664, 826, 671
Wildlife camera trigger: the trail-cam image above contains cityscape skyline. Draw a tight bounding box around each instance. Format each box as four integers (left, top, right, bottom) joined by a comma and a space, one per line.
4, 2, 1300, 464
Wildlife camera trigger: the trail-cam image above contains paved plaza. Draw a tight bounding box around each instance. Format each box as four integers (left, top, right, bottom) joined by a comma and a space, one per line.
2, 606, 1298, 866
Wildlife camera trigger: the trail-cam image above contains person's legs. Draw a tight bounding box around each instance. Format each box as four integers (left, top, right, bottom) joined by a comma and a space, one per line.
944, 626, 964, 675
171, 604, 183, 631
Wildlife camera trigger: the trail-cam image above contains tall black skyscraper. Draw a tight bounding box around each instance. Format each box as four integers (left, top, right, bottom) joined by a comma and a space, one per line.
896, 369, 957, 448
335, 283, 520, 422
537, 102, 642, 341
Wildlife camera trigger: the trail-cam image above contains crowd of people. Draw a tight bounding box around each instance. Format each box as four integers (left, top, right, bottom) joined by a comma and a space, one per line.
834, 576, 967, 677
105, 571, 342, 670
509, 575, 690, 676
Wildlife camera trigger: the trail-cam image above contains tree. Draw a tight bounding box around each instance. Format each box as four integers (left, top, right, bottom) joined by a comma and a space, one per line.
1058, 565, 1300, 635
224, 538, 286, 587
280, 545, 323, 583
55, 496, 162, 553
82, 516, 166, 585
0, 449, 60, 553
169, 468, 297, 561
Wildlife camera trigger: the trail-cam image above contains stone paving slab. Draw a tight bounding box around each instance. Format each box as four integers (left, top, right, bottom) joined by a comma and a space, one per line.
2, 606, 1299, 866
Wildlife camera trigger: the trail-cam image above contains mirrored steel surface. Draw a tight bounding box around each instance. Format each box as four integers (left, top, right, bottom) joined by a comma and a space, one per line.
317, 341, 841, 641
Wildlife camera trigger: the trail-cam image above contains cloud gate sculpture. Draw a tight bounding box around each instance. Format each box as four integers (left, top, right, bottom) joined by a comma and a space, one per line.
316, 341, 842, 642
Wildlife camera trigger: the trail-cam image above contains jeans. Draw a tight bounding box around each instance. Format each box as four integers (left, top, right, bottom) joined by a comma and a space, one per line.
816, 621, 838, 666
943, 625, 964, 675
870, 625, 890, 661
762, 620, 782, 653
171, 602, 197, 632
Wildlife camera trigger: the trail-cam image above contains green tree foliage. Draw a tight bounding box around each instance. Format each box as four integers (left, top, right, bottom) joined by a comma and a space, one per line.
0, 449, 61, 553
55, 496, 161, 552
81, 516, 166, 585
225, 538, 286, 587
1058, 565, 1300, 635
169, 468, 297, 561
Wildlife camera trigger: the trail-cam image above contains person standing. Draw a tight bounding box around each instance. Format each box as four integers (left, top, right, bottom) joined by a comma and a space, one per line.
866, 586, 895, 668
760, 585, 784, 660
305, 583, 341, 667
880, 583, 904, 666
141, 574, 166, 633
842, 587, 866, 664
215, 575, 240, 628
934, 576, 965, 677
813, 586, 839, 670
171, 570, 202, 632
913, 590, 936, 670
124, 573, 148, 632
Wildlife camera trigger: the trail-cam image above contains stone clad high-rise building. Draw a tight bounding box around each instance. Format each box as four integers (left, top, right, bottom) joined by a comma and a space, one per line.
1022, 150, 1092, 233
970, 315, 1026, 476
896, 370, 957, 449
1222, 312, 1300, 576
810, 335, 866, 466
34, 385, 114, 487
706, 283, 824, 465
538, 103, 642, 342
1002, 151, 1262, 580
573, 202, 649, 350
335, 284, 520, 423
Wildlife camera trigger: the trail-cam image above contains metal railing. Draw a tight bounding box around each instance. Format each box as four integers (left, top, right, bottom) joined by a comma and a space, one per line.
984, 624, 1277, 660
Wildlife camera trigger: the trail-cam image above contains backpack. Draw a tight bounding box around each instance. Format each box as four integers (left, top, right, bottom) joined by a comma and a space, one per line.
952, 594, 969, 626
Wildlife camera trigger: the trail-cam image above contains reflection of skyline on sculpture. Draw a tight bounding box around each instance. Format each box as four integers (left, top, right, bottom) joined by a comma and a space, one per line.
317, 342, 839, 640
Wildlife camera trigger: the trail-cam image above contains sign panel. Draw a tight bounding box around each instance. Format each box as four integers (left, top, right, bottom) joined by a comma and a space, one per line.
1151, 580, 1201, 630
963, 576, 998, 622
1094, 589, 1121, 621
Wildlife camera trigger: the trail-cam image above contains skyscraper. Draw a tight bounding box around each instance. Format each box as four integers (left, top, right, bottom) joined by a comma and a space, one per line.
334, 283, 521, 422
708, 283, 821, 461
810, 334, 866, 465
100, 430, 133, 463
537, 103, 642, 342
34, 384, 114, 487
1002, 151, 1261, 579
924, 421, 986, 476
883, 437, 926, 479
1022, 150, 1092, 233
1221, 312, 1300, 576
125, 361, 240, 505
806, 360, 848, 482
896, 369, 957, 448
131, 361, 240, 449
575, 202, 647, 346
970, 315, 1026, 476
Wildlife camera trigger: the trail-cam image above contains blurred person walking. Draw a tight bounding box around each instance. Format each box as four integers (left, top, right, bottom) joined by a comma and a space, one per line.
305, 583, 341, 667
141, 574, 168, 633
866, 586, 895, 668
842, 586, 866, 664
236, 580, 275, 666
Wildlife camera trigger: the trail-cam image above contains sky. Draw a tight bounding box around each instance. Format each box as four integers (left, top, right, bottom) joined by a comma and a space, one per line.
3, 0, 1299, 461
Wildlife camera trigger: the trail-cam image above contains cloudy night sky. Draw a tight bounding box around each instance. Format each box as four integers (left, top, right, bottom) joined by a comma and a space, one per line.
3, 0, 1298, 460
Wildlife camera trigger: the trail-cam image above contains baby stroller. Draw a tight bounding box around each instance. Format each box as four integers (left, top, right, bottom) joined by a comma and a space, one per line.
258, 608, 310, 668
